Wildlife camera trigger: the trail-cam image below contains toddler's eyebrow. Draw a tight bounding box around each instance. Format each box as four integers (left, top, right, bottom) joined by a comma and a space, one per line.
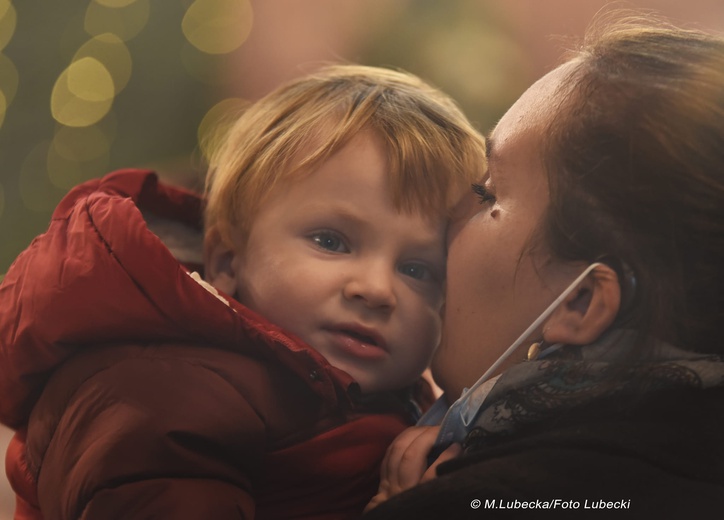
305, 204, 367, 227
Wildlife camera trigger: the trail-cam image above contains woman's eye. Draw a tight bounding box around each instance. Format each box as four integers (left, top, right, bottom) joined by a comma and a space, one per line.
311, 232, 349, 253
472, 183, 495, 204
398, 263, 433, 281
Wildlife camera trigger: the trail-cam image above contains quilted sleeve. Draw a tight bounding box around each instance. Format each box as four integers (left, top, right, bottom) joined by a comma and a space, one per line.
32, 354, 265, 520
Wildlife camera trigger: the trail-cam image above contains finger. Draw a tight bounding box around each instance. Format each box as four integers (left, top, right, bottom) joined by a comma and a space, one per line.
364, 492, 386, 513
421, 442, 463, 483
382, 426, 436, 486
394, 426, 442, 490
380, 428, 417, 483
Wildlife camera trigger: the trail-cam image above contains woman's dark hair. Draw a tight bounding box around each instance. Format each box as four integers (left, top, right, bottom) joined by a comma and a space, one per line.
541, 14, 724, 353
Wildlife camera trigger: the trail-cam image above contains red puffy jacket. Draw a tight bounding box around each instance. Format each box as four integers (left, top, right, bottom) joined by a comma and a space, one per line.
0, 170, 420, 519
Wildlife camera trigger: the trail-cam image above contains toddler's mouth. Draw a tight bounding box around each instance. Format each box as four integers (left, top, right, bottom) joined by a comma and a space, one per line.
327, 324, 388, 352
341, 329, 378, 346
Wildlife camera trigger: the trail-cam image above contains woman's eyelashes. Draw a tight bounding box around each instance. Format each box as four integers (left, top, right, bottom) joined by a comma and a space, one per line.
310, 230, 350, 253
472, 182, 495, 205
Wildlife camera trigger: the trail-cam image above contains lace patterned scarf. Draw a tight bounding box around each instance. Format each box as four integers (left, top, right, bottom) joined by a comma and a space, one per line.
424, 329, 724, 452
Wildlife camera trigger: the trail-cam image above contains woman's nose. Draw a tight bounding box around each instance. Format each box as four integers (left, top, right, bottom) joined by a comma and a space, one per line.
342, 262, 396, 310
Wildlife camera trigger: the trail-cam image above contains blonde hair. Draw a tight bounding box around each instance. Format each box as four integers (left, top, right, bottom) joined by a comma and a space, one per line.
204, 64, 486, 245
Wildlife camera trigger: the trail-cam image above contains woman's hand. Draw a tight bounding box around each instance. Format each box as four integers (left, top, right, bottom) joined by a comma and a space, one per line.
364, 425, 462, 512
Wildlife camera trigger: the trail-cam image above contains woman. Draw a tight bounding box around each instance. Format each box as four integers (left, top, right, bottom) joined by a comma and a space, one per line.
364, 15, 724, 518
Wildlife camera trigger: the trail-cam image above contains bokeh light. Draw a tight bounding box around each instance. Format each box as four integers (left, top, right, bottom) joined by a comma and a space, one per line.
197, 97, 247, 162
94, 0, 138, 7
0, 11, 17, 132
48, 125, 111, 189
85, 0, 150, 41
0, 90, 6, 130
0, 53, 18, 105
67, 57, 115, 102
19, 141, 64, 212
74, 33, 132, 93
51, 57, 115, 127
0, 0, 17, 52
422, 23, 525, 106
182, 0, 253, 54
52, 124, 111, 162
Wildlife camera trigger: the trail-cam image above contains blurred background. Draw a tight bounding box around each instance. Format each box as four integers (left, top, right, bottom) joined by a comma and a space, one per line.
2, 0, 724, 517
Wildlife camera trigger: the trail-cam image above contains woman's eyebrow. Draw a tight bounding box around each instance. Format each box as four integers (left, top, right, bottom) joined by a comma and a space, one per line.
484, 135, 494, 159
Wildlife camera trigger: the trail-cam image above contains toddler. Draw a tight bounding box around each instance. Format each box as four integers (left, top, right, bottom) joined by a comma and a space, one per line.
0, 65, 486, 519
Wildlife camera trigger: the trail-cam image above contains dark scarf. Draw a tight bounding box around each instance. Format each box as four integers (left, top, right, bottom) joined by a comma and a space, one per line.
427, 329, 724, 451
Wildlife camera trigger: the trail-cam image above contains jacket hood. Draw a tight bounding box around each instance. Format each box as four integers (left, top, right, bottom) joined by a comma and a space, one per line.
0, 169, 354, 427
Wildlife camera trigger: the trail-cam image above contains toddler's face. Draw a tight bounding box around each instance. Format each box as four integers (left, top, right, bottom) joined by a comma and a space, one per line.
224, 132, 445, 393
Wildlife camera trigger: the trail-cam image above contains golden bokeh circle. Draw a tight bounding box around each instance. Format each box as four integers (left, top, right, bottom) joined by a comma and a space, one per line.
47, 137, 110, 190
51, 58, 115, 127
52, 124, 111, 162
85, 0, 150, 42
19, 141, 60, 212
93, 0, 139, 7
0, 0, 17, 52
74, 33, 132, 94
67, 57, 115, 102
0, 53, 18, 105
182, 0, 253, 55
197, 97, 247, 162
0, 90, 6, 130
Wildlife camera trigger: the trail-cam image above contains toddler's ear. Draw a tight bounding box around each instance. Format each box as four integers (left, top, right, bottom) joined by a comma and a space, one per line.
543, 264, 621, 346
203, 227, 239, 296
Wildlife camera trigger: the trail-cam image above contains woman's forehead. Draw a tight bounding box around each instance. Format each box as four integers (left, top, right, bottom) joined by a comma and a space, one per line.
491, 61, 578, 144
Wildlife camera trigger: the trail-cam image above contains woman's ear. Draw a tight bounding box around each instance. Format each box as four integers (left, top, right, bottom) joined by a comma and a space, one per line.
203, 226, 240, 296
543, 264, 621, 346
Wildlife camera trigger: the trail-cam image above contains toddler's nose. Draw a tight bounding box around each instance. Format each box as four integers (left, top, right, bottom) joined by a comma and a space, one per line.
343, 261, 396, 310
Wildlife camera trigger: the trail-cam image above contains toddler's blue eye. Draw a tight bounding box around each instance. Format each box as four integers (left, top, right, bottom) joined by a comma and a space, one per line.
311, 232, 349, 253
399, 263, 431, 281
